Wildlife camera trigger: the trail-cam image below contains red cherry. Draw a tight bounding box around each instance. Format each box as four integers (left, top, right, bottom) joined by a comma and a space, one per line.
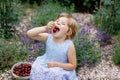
53, 27, 59, 33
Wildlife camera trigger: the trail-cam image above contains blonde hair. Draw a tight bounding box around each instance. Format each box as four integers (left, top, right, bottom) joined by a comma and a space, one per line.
56, 13, 78, 40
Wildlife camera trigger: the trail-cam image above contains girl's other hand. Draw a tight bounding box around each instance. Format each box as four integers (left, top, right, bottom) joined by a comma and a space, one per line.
45, 21, 55, 30
46, 62, 58, 68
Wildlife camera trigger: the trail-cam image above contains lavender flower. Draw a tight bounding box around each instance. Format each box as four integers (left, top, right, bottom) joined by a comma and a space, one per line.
27, 57, 35, 62
80, 60, 85, 67
85, 55, 90, 59
80, 51, 83, 55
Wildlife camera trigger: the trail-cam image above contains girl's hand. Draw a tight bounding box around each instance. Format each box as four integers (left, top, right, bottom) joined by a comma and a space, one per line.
45, 21, 55, 30
46, 62, 58, 68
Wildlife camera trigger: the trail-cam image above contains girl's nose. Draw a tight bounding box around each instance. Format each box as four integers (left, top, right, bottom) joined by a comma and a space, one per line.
56, 21, 60, 25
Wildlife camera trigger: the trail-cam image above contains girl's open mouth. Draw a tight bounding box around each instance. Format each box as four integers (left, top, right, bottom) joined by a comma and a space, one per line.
53, 26, 60, 33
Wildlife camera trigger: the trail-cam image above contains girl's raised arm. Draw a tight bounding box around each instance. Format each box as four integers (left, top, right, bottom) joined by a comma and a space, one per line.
27, 26, 49, 42
27, 21, 54, 42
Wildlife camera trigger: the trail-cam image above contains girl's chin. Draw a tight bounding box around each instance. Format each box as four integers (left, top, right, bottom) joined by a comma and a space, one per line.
52, 32, 60, 37
52, 33, 58, 36
52, 31, 59, 35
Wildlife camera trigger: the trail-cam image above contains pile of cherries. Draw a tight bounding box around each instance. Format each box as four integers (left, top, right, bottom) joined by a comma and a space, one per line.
13, 63, 31, 77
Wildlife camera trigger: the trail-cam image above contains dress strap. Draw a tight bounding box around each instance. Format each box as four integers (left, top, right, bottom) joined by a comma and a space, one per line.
46, 34, 52, 44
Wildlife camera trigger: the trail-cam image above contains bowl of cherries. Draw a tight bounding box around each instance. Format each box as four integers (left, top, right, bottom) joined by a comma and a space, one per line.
11, 62, 32, 79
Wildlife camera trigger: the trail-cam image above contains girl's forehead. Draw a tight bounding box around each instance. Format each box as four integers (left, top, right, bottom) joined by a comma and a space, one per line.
56, 17, 68, 22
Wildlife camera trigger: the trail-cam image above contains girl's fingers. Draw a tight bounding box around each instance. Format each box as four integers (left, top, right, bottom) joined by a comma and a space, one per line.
46, 62, 54, 68
47, 21, 55, 28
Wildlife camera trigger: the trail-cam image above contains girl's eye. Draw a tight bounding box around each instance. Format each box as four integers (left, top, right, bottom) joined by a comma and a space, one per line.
61, 22, 66, 25
62, 23, 65, 25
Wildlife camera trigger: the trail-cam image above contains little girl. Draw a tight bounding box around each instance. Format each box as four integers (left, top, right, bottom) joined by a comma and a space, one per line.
27, 13, 78, 80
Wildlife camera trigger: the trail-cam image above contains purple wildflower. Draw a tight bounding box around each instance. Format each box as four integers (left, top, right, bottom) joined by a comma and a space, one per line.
80, 60, 85, 67
83, 47, 87, 50
80, 51, 83, 54
85, 55, 90, 59
28, 45, 36, 51
27, 57, 35, 62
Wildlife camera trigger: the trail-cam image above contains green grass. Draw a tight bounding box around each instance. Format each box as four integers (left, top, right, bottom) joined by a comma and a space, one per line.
74, 33, 102, 70
112, 32, 120, 66
0, 38, 29, 72
30, 1, 74, 27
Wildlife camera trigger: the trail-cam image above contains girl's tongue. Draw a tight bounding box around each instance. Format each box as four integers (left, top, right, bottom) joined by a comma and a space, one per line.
53, 27, 60, 33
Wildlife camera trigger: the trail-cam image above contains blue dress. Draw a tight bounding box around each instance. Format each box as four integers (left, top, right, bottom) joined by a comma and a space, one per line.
30, 34, 78, 80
